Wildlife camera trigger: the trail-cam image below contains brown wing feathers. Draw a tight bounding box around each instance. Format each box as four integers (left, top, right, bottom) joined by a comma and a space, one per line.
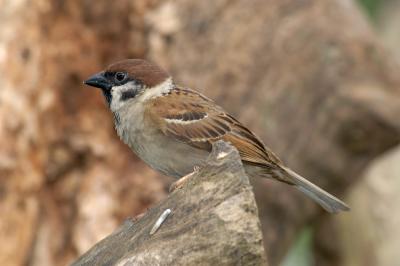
148, 86, 277, 167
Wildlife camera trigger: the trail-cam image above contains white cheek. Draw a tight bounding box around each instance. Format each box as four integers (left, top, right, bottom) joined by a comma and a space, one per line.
110, 83, 128, 112
110, 83, 134, 112
110, 78, 173, 111
110, 88, 122, 112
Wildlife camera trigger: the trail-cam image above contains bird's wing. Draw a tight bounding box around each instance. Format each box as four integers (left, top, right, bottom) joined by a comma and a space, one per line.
146, 86, 281, 167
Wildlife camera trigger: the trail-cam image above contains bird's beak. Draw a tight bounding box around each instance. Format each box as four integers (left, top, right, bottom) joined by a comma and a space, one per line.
84, 72, 112, 90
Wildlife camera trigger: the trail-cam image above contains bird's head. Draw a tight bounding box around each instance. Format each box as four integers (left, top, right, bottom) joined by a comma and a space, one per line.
84, 59, 172, 111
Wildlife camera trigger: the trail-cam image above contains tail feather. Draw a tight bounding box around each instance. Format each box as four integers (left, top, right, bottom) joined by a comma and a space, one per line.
281, 167, 350, 213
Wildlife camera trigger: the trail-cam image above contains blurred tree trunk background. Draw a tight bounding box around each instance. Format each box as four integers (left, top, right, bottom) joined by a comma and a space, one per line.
0, 0, 399, 266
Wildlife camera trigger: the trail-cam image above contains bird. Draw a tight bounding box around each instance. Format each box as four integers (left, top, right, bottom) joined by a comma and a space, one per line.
84, 59, 349, 213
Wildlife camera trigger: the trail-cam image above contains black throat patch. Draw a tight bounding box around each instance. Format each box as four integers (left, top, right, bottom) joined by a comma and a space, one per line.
102, 90, 112, 106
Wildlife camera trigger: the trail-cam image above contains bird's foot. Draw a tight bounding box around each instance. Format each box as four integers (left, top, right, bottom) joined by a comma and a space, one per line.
169, 166, 201, 193
132, 212, 145, 221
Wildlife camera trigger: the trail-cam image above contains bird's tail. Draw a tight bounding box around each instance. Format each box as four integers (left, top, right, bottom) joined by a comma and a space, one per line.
280, 166, 350, 213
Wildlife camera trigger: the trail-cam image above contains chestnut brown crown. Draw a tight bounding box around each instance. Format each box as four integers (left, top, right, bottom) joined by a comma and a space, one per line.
106, 59, 170, 88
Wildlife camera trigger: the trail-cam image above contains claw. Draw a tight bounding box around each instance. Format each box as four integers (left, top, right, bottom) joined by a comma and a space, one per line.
169, 167, 200, 193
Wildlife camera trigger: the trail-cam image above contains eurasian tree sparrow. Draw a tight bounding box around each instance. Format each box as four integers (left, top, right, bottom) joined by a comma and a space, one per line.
84, 59, 349, 213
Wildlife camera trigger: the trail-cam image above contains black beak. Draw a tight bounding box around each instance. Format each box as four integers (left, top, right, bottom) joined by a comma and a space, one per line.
84, 72, 112, 90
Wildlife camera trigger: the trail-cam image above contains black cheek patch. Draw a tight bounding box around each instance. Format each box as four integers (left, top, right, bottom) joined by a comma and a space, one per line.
121, 89, 138, 101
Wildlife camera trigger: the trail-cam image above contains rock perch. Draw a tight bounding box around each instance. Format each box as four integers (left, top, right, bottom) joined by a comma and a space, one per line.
72, 141, 267, 266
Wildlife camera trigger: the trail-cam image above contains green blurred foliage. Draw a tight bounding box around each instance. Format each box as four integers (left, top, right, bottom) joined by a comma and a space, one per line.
281, 227, 314, 266
357, 0, 383, 20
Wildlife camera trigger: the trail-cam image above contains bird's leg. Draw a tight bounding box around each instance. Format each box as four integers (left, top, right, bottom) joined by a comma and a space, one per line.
169, 166, 201, 193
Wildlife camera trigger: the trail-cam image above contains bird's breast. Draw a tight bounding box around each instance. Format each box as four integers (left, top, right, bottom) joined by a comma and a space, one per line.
114, 106, 209, 178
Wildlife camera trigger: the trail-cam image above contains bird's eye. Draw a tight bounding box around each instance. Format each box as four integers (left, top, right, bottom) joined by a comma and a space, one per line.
115, 72, 127, 83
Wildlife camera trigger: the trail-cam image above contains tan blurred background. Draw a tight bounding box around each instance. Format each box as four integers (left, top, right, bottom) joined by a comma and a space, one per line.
0, 0, 399, 265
